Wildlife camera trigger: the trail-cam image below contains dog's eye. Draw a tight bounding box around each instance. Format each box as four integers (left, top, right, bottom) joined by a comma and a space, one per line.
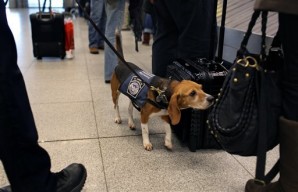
189, 90, 197, 97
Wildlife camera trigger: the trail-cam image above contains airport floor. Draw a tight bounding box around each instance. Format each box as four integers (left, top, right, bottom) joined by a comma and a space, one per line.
0, 7, 279, 192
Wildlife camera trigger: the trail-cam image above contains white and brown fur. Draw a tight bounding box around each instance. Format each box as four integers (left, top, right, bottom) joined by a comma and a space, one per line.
110, 32, 214, 151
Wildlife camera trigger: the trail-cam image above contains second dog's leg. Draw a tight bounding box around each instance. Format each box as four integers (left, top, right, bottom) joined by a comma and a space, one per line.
128, 101, 136, 129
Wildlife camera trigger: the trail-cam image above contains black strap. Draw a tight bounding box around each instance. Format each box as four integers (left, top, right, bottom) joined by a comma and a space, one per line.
216, 0, 227, 62
241, 10, 280, 183
239, 10, 279, 183
238, 11, 261, 56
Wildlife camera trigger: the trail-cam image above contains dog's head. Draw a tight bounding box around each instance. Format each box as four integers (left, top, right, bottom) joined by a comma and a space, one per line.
167, 80, 214, 125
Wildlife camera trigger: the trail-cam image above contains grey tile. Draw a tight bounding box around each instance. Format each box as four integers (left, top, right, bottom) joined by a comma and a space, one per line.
26, 79, 92, 104
100, 136, 252, 192
0, 140, 107, 192
86, 56, 105, 80
232, 146, 280, 181
93, 94, 167, 137
90, 79, 112, 101
24, 60, 89, 81
40, 140, 107, 192
31, 102, 98, 141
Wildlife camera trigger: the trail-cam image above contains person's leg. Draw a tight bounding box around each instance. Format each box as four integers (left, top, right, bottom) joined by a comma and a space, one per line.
98, 0, 107, 49
279, 13, 298, 121
0, 2, 87, 191
142, 13, 153, 45
245, 13, 298, 192
88, 0, 105, 53
173, 0, 217, 59
0, 2, 56, 191
104, 0, 125, 82
152, 0, 216, 77
151, 0, 178, 77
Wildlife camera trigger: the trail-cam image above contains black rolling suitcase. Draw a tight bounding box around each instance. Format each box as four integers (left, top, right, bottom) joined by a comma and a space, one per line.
166, 0, 229, 152
30, 0, 66, 59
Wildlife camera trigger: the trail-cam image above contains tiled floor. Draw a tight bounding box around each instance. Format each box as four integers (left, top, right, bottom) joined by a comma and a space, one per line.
1, 7, 279, 192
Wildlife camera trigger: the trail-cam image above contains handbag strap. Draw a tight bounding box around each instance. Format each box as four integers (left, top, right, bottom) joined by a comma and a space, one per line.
238, 10, 268, 61
254, 11, 280, 183
238, 9, 280, 183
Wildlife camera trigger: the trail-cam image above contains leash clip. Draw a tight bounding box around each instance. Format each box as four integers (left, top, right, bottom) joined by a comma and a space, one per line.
150, 86, 168, 104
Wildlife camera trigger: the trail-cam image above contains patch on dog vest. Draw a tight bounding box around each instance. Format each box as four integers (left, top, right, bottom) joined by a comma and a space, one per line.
119, 70, 155, 108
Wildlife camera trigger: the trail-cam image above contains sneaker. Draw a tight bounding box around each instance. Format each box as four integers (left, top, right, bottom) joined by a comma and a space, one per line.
89, 47, 99, 54
65, 50, 74, 59
0, 186, 11, 192
55, 163, 87, 192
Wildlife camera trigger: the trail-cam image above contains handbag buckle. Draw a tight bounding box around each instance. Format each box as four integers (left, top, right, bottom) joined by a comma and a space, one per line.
237, 56, 259, 69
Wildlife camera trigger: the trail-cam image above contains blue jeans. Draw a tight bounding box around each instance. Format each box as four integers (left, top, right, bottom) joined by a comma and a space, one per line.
104, 0, 125, 81
88, 0, 106, 48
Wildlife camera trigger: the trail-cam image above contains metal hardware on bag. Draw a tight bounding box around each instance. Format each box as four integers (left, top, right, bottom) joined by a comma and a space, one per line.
236, 56, 259, 69
253, 179, 266, 186
233, 78, 238, 83
245, 73, 250, 78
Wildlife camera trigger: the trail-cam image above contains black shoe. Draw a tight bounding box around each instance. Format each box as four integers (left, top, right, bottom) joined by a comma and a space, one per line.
0, 186, 11, 192
105, 80, 110, 84
55, 163, 87, 192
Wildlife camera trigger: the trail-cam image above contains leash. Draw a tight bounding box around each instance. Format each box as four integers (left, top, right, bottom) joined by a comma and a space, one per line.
75, 0, 169, 106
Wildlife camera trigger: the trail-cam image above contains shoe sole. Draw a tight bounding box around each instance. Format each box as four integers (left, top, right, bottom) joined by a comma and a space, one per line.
71, 166, 87, 192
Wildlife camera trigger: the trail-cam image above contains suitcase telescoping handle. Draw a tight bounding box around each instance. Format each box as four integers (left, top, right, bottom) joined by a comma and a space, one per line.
217, 0, 227, 62
211, 0, 227, 62
38, 0, 53, 17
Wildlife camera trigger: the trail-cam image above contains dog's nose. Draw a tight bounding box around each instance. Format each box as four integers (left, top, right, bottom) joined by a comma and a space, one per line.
207, 95, 214, 103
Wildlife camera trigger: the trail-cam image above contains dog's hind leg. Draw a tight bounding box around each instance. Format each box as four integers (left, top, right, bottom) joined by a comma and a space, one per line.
128, 101, 136, 129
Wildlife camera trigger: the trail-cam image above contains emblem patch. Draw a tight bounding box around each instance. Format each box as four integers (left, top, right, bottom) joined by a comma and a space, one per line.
127, 76, 144, 98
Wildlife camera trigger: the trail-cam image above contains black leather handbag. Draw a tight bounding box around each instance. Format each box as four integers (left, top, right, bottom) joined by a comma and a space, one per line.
207, 11, 282, 157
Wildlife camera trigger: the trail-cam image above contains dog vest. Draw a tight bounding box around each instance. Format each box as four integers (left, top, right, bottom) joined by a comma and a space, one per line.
116, 63, 157, 109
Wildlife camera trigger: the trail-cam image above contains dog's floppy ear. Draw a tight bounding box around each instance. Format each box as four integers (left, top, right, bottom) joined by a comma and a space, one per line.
168, 92, 181, 125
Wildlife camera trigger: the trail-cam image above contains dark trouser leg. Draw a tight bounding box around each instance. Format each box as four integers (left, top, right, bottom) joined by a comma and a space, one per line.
0, 2, 56, 192
152, 0, 217, 77
245, 13, 298, 192
279, 13, 298, 121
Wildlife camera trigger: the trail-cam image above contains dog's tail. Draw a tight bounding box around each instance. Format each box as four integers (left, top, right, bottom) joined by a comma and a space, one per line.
115, 29, 124, 62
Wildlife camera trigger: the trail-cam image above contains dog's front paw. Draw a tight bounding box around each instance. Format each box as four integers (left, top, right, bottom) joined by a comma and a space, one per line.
165, 140, 173, 150
114, 117, 122, 124
144, 143, 153, 151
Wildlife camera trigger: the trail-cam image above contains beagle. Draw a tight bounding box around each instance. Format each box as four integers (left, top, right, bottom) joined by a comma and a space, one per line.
110, 34, 214, 151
